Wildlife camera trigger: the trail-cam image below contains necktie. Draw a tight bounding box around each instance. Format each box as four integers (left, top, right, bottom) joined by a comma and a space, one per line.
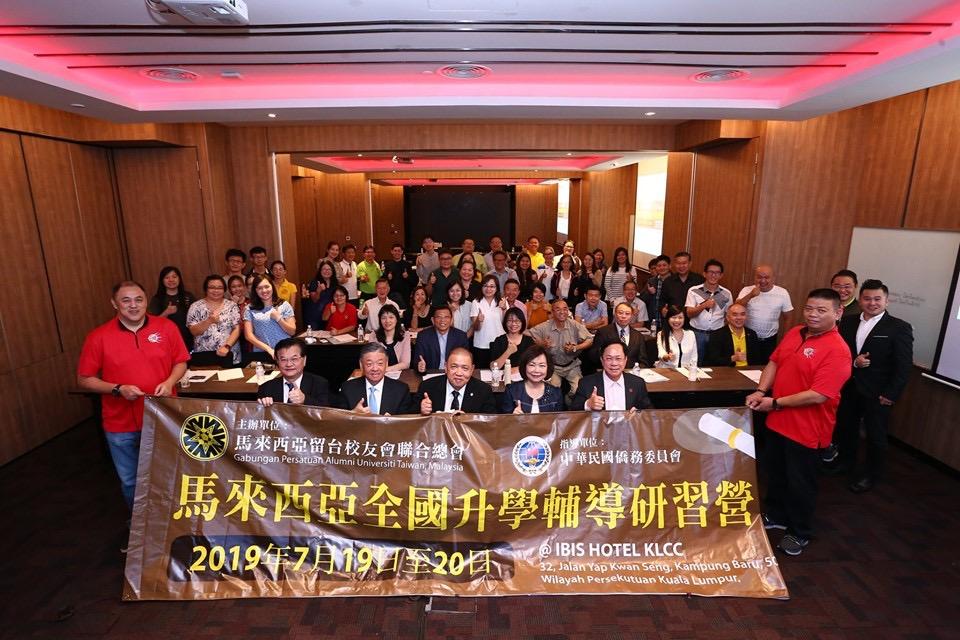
450, 389, 460, 411
285, 381, 294, 403
368, 385, 379, 414
619, 327, 627, 345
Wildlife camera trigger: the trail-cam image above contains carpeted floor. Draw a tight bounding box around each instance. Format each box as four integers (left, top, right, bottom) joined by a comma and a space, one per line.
1, 419, 958, 640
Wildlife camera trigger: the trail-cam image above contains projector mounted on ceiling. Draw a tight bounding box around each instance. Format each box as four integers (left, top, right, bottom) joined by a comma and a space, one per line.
154, 0, 249, 26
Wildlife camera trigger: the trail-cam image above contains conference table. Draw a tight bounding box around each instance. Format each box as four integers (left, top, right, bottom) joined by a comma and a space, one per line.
179, 364, 762, 409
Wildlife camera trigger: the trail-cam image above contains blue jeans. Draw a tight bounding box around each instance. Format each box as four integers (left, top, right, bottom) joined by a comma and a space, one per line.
104, 430, 141, 511
692, 328, 711, 363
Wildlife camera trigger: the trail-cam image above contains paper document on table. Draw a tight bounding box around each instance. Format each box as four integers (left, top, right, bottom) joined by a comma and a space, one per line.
216, 368, 245, 381
738, 369, 763, 383
184, 370, 217, 383
329, 334, 356, 344
677, 367, 712, 380
246, 371, 280, 384
422, 373, 444, 381
385, 371, 402, 379
635, 369, 670, 383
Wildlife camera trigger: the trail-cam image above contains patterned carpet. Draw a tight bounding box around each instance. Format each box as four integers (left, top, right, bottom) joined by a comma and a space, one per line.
0, 420, 957, 640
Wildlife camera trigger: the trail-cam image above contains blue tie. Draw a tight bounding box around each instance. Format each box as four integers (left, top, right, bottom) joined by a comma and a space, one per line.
285, 381, 294, 403
368, 385, 379, 414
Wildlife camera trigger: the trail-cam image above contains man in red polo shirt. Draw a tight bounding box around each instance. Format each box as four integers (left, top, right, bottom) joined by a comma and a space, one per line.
746, 288, 851, 557
78, 281, 189, 512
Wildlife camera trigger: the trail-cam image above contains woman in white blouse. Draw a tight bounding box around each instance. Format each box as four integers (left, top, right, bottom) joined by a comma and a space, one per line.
656, 305, 698, 368
445, 280, 475, 339
470, 274, 505, 369
187, 275, 241, 367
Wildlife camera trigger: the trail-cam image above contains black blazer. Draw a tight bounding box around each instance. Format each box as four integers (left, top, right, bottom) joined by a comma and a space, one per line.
412, 327, 470, 369
590, 324, 649, 368
338, 376, 414, 415
571, 372, 652, 411
257, 372, 331, 406
499, 381, 565, 413
417, 375, 496, 413
704, 325, 762, 367
839, 312, 913, 401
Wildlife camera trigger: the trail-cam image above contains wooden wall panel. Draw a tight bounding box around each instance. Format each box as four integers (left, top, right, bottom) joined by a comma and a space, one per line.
195, 124, 239, 274
890, 371, 960, 470
904, 81, 960, 229
269, 123, 675, 154
583, 164, 638, 258
0, 372, 25, 464
113, 147, 210, 295
687, 139, 759, 292
515, 183, 559, 251
0, 132, 60, 367
315, 172, 373, 250
662, 152, 694, 255
227, 127, 279, 257
274, 153, 300, 282
12, 352, 89, 462
293, 176, 320, 284
676, 120, 761, 151
371, 184, 405, 257
21, 136, 102, 352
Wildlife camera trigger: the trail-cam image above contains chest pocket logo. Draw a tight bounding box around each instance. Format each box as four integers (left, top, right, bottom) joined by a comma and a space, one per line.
147, 332, 162, 343
803, 347, 815, 358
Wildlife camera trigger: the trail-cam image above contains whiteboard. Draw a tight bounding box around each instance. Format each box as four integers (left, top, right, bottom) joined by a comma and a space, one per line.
848, 227, 960, 369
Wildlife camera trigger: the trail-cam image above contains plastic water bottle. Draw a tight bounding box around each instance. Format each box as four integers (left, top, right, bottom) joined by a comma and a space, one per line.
632, 361, 641, 376
255, 362, 265, 384
306, 324, 313, 339
687, 360, 698, 382
357, 325, 364, 343
504, 360, 511, 385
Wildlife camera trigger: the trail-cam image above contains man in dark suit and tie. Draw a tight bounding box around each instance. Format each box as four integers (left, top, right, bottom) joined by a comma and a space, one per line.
339, 343, 414, 415
413, 305, 470, 372
835, 279, 913, 493
418, 347, 496, 414
591, 302, 650, 369
257, 338, 331, 407
705, 303, 762, 367
573, 341, 652, 412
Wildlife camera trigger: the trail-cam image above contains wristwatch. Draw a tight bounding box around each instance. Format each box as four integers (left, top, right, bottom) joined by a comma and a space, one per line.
772, 398, 781, 411
111, 384, 122, 397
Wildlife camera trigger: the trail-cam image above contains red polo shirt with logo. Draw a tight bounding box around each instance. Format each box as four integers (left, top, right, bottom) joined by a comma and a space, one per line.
766, 325, 851, 449
77, 315, 190, 433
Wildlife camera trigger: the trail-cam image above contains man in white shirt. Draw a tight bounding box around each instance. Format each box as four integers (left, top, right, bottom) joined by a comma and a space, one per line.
736, 264, 794, 363
573, 341, 652, 412
358, 278, 401, 332
613, 280, 650, 329
685, 258, 733, 357
501, 279, 528, 319
483, 235, 505, 272
338, 244, 359, 305
415, 235, 439, 285
489, 250, 519, 292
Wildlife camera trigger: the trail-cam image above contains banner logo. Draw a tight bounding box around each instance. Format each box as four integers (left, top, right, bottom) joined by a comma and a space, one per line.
512, 435, 551, 477
179, 413, 229, 461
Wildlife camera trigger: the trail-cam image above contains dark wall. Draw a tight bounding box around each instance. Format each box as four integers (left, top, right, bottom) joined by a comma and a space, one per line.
404, 186, 514, 249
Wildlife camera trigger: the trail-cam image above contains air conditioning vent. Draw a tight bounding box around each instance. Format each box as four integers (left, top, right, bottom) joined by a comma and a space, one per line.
437, 64, 491, 79
692, 69, 748, 83
141, 67, 201, 83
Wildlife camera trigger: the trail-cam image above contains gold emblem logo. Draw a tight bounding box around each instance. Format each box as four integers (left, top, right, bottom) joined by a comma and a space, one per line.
179, 413, 229, 461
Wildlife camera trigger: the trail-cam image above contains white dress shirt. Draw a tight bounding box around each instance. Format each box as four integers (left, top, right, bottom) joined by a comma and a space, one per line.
444, 381, 467, 411
602, 373, 626, 410
856, 311, 885, 353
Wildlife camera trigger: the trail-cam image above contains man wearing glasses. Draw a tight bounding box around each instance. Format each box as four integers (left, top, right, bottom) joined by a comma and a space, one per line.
831, 269, 860, 318
257, 337, 331, 407
685, 259, 733, 357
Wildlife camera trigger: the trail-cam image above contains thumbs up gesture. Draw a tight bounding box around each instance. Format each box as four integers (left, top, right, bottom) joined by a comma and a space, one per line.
353, 397, 370, 414
420, 393, 433, 415
288, 386, 305, 405
512, 399, 524, 415
587, 386, 604, 411
855, 352, 871, 368
417, 354, 427, 373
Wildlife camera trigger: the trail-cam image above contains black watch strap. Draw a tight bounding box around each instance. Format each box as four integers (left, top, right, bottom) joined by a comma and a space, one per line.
112, 384, 122, 397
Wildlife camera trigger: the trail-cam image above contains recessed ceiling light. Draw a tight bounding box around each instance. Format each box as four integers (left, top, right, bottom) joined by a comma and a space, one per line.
692, 69, 748, 83
566, 152, 573, 156
437, 64, 491, 79
645, 111, 656, 116
357, 153, 363, 157
267, 113, 277, 118
70, 103, 86, 108
142, 67, 199, 83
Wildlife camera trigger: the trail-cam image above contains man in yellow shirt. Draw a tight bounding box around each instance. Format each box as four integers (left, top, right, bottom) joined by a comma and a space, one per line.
705, 303, 760, 367
526, 235, 545, 270
270, 260, 297, 307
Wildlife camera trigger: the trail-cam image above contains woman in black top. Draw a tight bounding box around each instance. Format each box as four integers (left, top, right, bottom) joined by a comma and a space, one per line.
403, 285, 434, 334
489, 307, 534, 370
148, 265, 196, 350
499, 344, 565, 413
514, 253, 538, 302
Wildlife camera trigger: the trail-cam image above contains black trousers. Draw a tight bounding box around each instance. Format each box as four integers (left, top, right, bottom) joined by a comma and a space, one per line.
762, 428, 820, 539
753, 335, 778, 365
835, 390, 892, 480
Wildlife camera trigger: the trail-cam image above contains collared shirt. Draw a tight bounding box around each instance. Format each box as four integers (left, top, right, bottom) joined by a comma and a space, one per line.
615, 323, 631, 346
416, 252, 439, 285
736, 284, 794, 339
338, 260, 358, 299
856, 311, 885, 353
437, 330, 449, 367
613, 296, 649, 324
365, 378, 384, 414
490, 267, 519, 292
529, 319, 592, 367
528, 251, 545, 269
282, 374, 304, 403
444, 381, 466, 411
575, 301, 608, 326
685, 285, 733, 331
730, 328, 748, 368
602, 373, 626, 410
360, 297, 401, 332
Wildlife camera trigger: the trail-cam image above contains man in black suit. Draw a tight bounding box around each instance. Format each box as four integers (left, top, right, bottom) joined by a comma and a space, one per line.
418, 347, 496, 414
413, 306, 470, 371
257, 338, 330, 407
339, 343, 414, 415
835, 279, 913, 492
573, 341, 652, 412
591, 302, 649, 369
705, 303, 762, 367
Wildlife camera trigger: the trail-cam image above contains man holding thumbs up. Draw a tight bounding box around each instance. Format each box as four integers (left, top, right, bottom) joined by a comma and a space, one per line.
572, 341, 651, 412
257, 338, 330, 407
339, 343, 414, 415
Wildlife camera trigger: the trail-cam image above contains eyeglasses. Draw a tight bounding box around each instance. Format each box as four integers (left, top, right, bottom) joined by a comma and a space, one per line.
705, 270, 723, 275
277, 356, 302, 365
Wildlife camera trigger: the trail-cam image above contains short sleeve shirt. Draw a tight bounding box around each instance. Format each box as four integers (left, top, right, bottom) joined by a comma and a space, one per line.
77, 315, 190, 432
685, 285, 733, 332
574, 301, 608, 326
737, 285, 794, 339
187, 298, 241, 362
243, 301, 295, 351
529, 319, 592, 367
766, 325, 852, 448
